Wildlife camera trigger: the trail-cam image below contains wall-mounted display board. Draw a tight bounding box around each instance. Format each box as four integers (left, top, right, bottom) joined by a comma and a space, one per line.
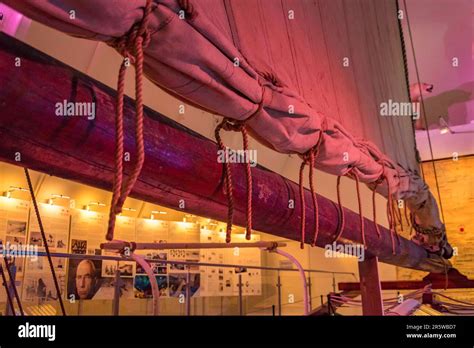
70, 209, 107, 255
199, 229, 262, 297
1, 199, 263, 303
0, 196, 30, 302
23, 203, 70, 302
168, 222, 200, 297
67, 211, 135, 301
134, 218, 170, 298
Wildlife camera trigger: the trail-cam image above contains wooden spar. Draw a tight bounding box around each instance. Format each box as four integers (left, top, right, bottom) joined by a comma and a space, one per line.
0, 33, 448, 273
339, 268, 474, 291
101, 241, 286, 251
358, 256, 384, 315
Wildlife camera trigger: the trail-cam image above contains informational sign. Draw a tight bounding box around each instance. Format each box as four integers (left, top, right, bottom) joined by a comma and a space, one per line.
168, 222, 200, 297
134, 218, 170, 298
199, 229, 262, 297
0, 196, 30, 302
23, 203, 70, 302
70, 209, 107, 255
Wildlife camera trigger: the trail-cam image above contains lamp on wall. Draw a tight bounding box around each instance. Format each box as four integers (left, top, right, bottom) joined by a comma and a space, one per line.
150, 210, 167, 220
48, 194, 71, 205
84, 201, 106, 211
3, 186, 29, 198
118, 207, 137, 216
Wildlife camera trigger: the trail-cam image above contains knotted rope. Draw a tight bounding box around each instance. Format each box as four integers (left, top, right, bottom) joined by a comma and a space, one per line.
371, 179, 382, 238
298, 132, 323, 249
349, 170, 366, 248
215, 119, 253, 242
333, 168, 366, 246
333, 175, 345, 243
384, 174, 398, 255
106, 0, 153, 241
214, 88, 267, 242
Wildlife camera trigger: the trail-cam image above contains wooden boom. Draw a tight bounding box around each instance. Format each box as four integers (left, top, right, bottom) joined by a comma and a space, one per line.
0, 33, 448, 273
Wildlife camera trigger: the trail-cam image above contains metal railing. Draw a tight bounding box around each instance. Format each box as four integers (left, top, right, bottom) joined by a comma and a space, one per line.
2, 250, 357, 316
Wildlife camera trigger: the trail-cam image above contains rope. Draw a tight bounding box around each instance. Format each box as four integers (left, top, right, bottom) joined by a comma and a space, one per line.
333, 176, 345, 242
298, 160, 306, 249
395, 0, 422, 173
214, 120, 235, 243
384, 174, 397, 255
214, 120, 254, 242
106, 0, 153, 241
3, 258, 24, 315
371, 180, 381, 238
403, 201, 411, 229
298, 131, 323, 249
24, 168, 67, 315
402, 0, 445, 223
351, 172, 366, 248
213, 88, 267, 243
309, 144, 322, 247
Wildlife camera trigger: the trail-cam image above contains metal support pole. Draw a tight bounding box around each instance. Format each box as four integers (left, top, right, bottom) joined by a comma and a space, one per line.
307, 275, 312, 310
238, 274, 243, 316
277, 271, 282, 316
1, 264, 15, 316
112, 267, 121, 316
358, 255, 384, 316
271, 249, 310, 315
101, 241, 286, 251
186, 269, 191, 316
327, 294, 332, 316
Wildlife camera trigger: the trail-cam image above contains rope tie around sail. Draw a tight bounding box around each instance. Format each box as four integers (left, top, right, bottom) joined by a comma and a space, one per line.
384, 173, 398, 255
347, 169, 366, 248
214, 88, 267, 242
24, 168, 67, 315
106, 0, 153, 241
371, 179, 383, 238
298, 132, 324, 249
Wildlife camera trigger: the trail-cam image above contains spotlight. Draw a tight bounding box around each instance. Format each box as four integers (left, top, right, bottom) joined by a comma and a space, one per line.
3, 186, 29, 198
48, 194, 71, 205
150, 210, 167, 219
84, 201, 106, 211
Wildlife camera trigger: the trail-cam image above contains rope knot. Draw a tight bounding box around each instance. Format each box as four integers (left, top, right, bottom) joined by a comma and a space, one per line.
108, 1, 154, 63
221, 118, 245, 132
106, 0, 154, 242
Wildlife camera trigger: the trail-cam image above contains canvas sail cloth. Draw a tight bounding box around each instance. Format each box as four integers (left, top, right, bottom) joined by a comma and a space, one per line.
4, 0, 451, 257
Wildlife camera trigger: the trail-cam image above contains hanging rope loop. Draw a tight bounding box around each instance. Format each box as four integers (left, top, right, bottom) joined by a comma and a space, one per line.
346, 168, 366, 248
298, 131, 324, 249
106, 0, 154, 241
214, 118, 251, 243
213, 87, 268, 243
